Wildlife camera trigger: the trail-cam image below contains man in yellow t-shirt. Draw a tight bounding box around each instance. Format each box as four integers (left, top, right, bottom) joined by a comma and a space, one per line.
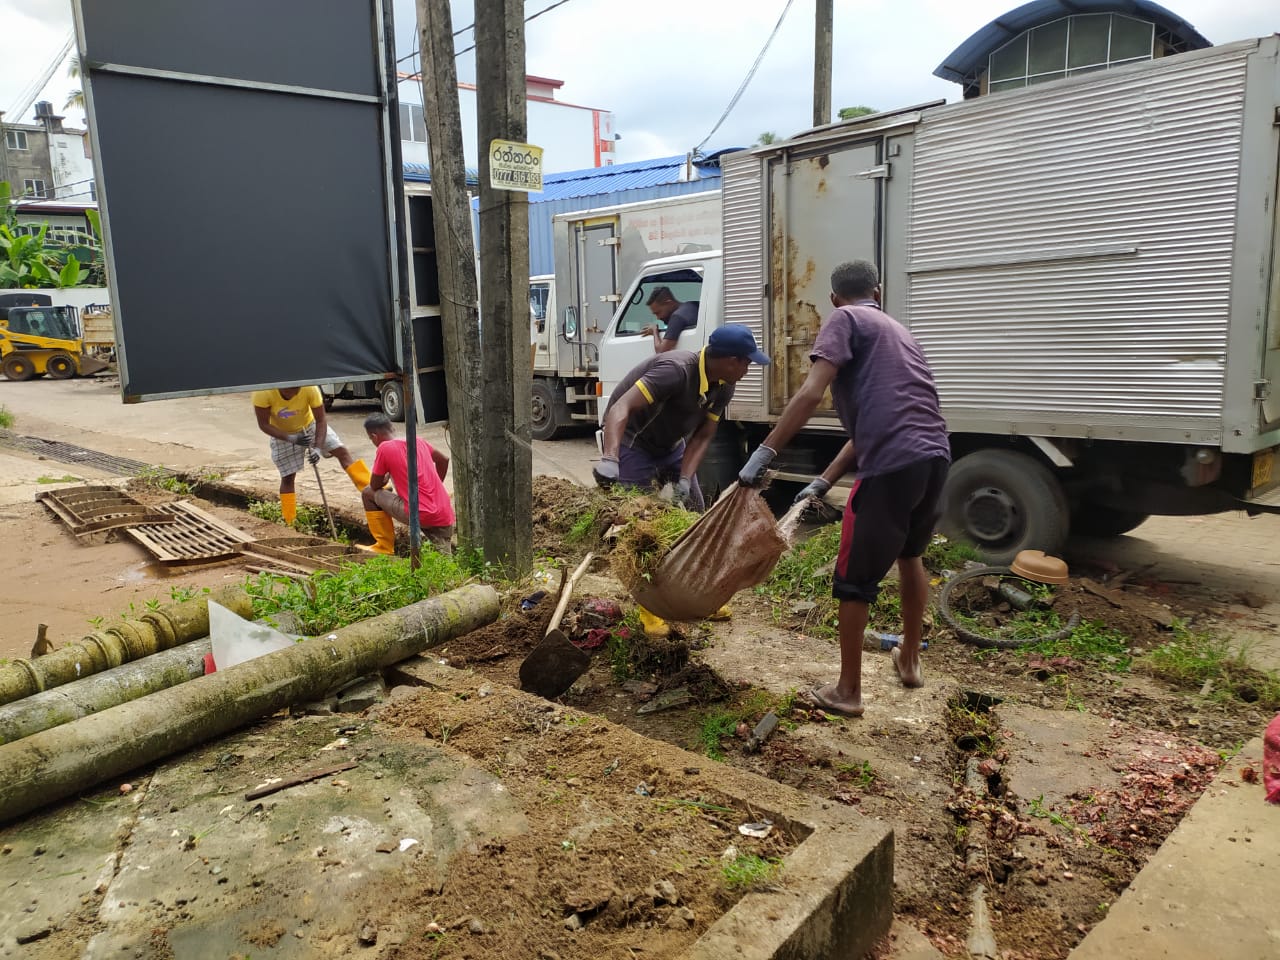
251, 386, 372, 526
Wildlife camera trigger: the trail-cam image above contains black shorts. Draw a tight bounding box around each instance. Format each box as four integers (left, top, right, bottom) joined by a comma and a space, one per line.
833, 456, 950, 603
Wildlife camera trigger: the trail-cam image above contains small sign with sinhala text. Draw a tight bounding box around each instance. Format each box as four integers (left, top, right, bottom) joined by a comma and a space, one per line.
489, 139, 543, 193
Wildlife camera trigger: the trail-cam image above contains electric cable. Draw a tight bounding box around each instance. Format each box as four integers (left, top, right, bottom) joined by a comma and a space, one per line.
692, 0, 795, 153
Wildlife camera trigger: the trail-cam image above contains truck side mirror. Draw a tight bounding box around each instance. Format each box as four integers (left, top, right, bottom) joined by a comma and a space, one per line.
563, 306, 578, 339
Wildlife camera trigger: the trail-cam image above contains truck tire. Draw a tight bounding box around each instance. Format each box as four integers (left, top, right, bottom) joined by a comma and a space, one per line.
940, 449, 1069, 565
380, 381, 405, 422
1071, 504, 1149, 538
46, 352, 76, 379
695, 423, 747, 505
531, 381, 565, 441
2, 354, 35, 381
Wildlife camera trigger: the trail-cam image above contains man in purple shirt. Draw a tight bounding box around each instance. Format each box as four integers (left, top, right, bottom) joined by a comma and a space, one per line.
739, 261, 950, 717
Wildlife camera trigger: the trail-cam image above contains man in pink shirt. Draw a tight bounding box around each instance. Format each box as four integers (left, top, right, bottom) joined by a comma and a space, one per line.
360, 413, 456, 555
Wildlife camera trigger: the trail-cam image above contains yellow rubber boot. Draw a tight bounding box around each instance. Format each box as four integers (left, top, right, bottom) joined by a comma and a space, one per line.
280, 492, 297, 525
638, 606, 670, 639
365, 510, 397, 555
708, 605, 732, 622
346, 459, 372, 491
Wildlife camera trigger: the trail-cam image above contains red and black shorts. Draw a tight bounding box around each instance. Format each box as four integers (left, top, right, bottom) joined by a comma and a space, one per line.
833, 456, 950, 603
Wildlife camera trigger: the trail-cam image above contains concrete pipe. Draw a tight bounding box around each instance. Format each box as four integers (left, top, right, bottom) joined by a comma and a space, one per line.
0, 587, 250, 707
0, 640, 211, 745
0, 583, 499, 823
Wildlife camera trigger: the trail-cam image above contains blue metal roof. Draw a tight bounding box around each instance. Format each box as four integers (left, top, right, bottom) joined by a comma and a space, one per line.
403, 161, 479, 185
532, 149, 740, 203
934, 0, 1211, 86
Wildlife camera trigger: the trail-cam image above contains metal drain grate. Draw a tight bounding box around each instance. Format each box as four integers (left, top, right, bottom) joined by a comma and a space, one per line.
122, 501, 255, 567
37, 485, 176, 537
0, 432, 155, 476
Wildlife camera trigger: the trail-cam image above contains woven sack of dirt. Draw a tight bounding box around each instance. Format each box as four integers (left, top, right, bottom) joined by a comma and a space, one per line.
626, 485, 790, 621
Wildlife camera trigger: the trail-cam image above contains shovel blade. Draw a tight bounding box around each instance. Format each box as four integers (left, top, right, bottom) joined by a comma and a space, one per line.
519, 628, 590, 700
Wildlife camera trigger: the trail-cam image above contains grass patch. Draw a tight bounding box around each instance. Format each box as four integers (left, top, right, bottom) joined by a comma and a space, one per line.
758, 524, 841, 637
37, 474, 80, 483
1021, 615, 1133, 672
1138, 623, 1280, 709
698, 710, 741, 761
922, 533, 980, 573
696, 688, 798, 761
0, 406, 13, 429
245, 552, 466, 634
720, 854, 783, 892
248, 498, 346, 541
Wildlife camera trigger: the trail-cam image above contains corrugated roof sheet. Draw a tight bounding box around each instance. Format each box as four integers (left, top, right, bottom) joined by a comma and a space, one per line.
403, 161, 479, 185
532, 150, 737, 202
935, 0, 1211, 86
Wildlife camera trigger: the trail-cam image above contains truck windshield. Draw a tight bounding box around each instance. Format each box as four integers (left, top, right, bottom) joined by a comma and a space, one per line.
7, 306, 79, 340
616, 269, 703, 335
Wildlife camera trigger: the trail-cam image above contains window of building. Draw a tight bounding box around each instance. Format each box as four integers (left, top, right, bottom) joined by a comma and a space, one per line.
398, 102, 427, 143
5, 130, 29, 150
988, 14, 1155, 93
23, 179, 48, 198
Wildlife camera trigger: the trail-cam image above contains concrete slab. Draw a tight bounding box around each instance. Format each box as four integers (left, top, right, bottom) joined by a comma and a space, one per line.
1069, 736, 1280, 960
0, 665, 895, 960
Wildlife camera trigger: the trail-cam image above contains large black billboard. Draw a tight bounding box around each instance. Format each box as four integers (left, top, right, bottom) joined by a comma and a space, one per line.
73, 0, 401, 400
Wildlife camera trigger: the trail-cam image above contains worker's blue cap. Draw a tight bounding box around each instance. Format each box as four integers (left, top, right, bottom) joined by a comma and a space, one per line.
708, 324, 770, 365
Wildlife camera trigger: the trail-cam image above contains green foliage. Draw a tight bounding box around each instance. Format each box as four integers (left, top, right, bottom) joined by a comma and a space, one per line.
245, 552, 465, 635
566, 508, 597, 544
698, 710, 741, 761
758, 524, 841, 636
922, 534, 980, 573
604, 610, 641, 682
1022, 616, 1133, 672
0, 406, 12, 429
1138, 624, 1280, 709
836, 759, 878, 790
838, 105, 877, 120
136, 465, 194, 496
756, 131, 778, 146
247, 497, 337, 538
37, 474, 80, 483
0, 183, 101, 288
720, 854, 783, 891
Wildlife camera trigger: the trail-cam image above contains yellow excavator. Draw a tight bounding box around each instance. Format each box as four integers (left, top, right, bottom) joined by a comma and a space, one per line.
0, 293, 110, 381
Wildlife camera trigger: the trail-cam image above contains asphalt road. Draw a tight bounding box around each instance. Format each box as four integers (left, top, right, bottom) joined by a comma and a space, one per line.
2, 373, 1279, 672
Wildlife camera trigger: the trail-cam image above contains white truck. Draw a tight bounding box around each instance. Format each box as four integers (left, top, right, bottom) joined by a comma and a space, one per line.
596, 36, 1280, 562
532, 192, 721, 439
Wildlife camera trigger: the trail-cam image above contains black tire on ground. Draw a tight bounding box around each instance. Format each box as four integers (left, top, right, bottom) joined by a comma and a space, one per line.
1070, 504, 1149, 538
322, 395, 335, 411
45, 352, 76, 379
939, 448, 1069, 565
1, 354, 35, 381
530, 380, 565, 442
380, 381, 405, 422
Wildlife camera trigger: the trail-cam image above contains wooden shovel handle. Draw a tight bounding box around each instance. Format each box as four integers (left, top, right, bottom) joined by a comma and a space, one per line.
547, 552, 594, 635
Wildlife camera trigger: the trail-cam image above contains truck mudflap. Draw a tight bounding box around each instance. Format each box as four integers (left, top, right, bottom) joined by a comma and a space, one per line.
1241, 446, 1280, 513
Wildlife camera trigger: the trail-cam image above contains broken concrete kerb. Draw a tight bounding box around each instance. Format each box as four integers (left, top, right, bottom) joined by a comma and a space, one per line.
0, 583, 499, 823
0, 586, 252, 707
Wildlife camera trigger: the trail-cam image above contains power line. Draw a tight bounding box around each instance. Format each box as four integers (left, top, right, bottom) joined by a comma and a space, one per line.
7, 30, 75, 119
396, 0, 574, 67
693, 0, 795, 153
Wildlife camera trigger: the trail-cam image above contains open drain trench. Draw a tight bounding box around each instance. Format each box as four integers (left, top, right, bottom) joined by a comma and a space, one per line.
0, 432, 154, 477
949, 690, 1013, 960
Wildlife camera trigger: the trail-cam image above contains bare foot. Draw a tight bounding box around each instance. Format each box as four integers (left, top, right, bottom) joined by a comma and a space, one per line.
807, 682, 864, 718
892, 646, 924, 688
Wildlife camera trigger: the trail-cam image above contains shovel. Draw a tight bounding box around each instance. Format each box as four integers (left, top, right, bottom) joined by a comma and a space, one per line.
519, 552, 594, 700
306, 449, 339, 540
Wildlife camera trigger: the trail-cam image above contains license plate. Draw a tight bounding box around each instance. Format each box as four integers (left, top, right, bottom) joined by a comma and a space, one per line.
1252, 449, 1275, 489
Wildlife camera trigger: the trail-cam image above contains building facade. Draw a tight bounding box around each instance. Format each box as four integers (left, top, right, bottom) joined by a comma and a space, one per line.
0, 101, 94, 202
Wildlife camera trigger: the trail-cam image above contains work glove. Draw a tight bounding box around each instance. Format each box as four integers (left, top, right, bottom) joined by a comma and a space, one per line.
291, 433, 313, 448
592, 456, 620, 489
673, 476, 692, 508
793, 477, 831, 505
738, 445, 777, 488
306, 449, 320, 466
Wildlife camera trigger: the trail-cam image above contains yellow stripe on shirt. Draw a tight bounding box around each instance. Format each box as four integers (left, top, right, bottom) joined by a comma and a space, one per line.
636, 379, 655, 404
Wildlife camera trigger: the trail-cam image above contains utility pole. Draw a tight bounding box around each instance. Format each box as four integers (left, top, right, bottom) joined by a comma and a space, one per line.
416, 0, 484, 556
474, 0, 533, 575
813, 0, 833, 128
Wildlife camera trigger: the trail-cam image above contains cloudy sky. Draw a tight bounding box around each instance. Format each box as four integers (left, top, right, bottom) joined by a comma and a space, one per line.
3, 0, 1276, 162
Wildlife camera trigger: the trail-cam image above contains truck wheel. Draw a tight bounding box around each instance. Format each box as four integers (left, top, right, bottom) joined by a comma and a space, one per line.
380, 381, 405, 422
940, 449, 1069, 565
531, 381, 565, 441
2, 354, 35, 381
1071, 504, 1149, 538
695, 423, 747, 505
46, 352, 76, 379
